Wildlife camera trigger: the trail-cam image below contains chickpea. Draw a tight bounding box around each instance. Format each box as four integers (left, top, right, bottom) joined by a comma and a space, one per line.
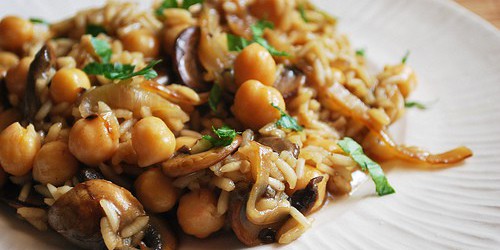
132, 117, 176, 167
134, 168, 179, 213
286, 165, 328, 213
121, 29, 160, 58
234, 43, 277, 87
0, 16, 34, 52
0, 109, 22, 131
177, 188, 224, 238
232, 80, 285, 130
0, 51, 19, 69
250, 0, 285, 26
50, 68, 91, 104
68, 114, 119, 166
32, 141, 79, 186
5, 57, 32, 97
0, 123, 41, 176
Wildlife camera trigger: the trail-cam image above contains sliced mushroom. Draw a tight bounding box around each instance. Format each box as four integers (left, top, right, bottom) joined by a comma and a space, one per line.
273, 67, 305, 99
0, 181, 45, 209
23, 45, 55, 124
257, 137, 300, 159
290, 176, 323, 214
162, 136, 242, 177
77, 168, 104, 182
48, 179, 146, 249
229, 197, 283, 246
173, 27, 209, 92
142, 216, 177, 250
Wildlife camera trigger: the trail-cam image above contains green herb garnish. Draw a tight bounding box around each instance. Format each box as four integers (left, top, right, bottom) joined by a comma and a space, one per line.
86, 24, 107, 37
405, 101, 428, 110
208, 83, 222, 112
402, 50, 410, 64
202, 125, 238, 147
227, 20, 289, 57
29, 18, 49, 25
83, 60, 161, 80
337, 137, 395, 196
271, 104, 303, 132
90, 37, 112, 63
299, 4, 308, 23
156, 0, 203, 16
356, 48, 366, 57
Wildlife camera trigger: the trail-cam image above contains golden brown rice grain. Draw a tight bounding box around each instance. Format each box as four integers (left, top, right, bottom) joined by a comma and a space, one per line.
121, 216, 149, 238
211, 176, 235, 192
216, 190, 229, 216
18, 182, 32, 202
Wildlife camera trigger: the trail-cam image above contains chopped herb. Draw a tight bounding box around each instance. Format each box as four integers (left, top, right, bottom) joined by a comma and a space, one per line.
356, 48, 366, 57
182, 0, 203, 9
402, 50, 410, 64
299, 4, 308, 23
202, 125, 238, 147
29, 18, 49, 25
208, 83, 222, 112
405, 101, 428, 110
271, 104, 303, 132
155, 0, 178, 16
337, 137, 395, 196
90, 37, 112, 63
86, 24, 107, 37
83, 60, 161, 80
226, 20, 289, 57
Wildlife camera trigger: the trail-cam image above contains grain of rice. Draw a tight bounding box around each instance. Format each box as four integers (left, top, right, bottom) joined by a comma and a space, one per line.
217, 190, 229, 216
329, 154, 357, 168
56, 56, 76, 69
35, 101, 53, 121
220, 161, 242, 173
241, 129, 254, 147
239, 160, 251, 173
17, 207, 48, 231
121, 216, 149, 238
44, 122, 62, 143
101, 217, 119, 250
172, 170, 206, 189
114, 109, 134, 120
100, 199, 120, 233
275, 158, 297, 189
295, 158, 306, 179
289, 207, 312, 229
211, 176, 235, 192
209, 162, 223, 177
268, 177, 285, 191
18, 183, 32, 202
316, 163, 336, 176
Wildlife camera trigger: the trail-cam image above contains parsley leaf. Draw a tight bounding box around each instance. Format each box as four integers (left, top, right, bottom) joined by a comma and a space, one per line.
182, 0, 203, 9
83, 60, 161, 80
337, 137, 395, 196
299, 4, 308, 23
86, 24, 107, 37
227, 20, 289, 56
29, 18, 49, 25
271, 104, 303, 132
356, 48, 366, 57
209, 83, 222, 112
402, 50, 410, 64
90, 37, 112, 63
202, 126, 238, 147
405, 101, 428, 110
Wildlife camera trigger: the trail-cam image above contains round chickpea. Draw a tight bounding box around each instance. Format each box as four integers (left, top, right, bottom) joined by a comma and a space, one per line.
134, 168, 179, 213
68, 114, 120, 166
121, 29, 160, 58
0, 51, 19, 69
0, 123, 41, 176
5, 57, 32, 97
177, 189, 225, 238
50, 68, 91, 104
132, 117, 176, 167
250, 0, 286, 26
33, 141, 79, 186
0, 16, 34, 52
232, 80, 286, 130
234, 43, 277, 87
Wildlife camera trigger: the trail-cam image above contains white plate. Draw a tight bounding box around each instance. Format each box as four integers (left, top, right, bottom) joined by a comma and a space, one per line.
1, 0, 500, 249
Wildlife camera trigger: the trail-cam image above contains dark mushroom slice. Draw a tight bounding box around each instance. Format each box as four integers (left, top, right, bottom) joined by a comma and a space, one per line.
0, 78, 10, 110
162, 136, 242, 177
152, 59, 173, 85
173, 26, 210, 92
273, 67, 306, 99
48, 179, 146, 250
22, 45, 55, 124
257, 137, 300, 159
142, 216, 177, 250
77, 168, 105, 182
290, 176, 324, 214
0, 181, 46, 209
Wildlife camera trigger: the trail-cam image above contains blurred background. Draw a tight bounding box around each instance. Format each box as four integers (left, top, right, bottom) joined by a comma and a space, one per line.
456, 0, 500, 28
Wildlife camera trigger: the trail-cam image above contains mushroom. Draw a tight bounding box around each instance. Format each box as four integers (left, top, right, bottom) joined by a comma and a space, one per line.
0, 79, 9, 110
142, 216, 177, 250
173, 27, 210, 92
23, 45, 55, 124
77, 168, 104, 182
162, 136, 242, 177
257, 137, 300, 159
0, 181, 45, 209
48, 179, 146, 249
290, 176, 324, 214
273, 67, 305, 99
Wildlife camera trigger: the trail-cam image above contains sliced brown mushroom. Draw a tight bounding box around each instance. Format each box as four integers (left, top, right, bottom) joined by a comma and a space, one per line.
273, 67, 305, 99
48, 179, 146, 249
0, 181, 45, 209
23, 45, 55, 124
257, 137, 300, 159
162, 136, 242, 177
142, 216, 177, 250
173, 27, 210, 92
290, 176, 324, 214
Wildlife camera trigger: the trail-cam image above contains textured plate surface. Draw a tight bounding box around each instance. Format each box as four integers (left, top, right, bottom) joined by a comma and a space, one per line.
0, 0, 499, 249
